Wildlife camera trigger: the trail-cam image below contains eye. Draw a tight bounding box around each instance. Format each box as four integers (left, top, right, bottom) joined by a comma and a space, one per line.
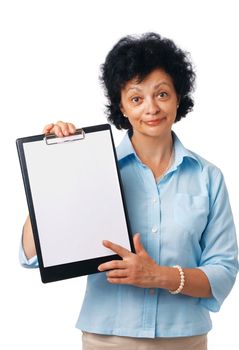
131, 96, 141, 104
157, 91, 168, 99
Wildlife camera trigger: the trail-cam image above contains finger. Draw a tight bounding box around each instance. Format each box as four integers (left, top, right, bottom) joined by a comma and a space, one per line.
107, 277, 130, 285
53, 124, 64, 137
98, 259, 125, 272
103, 240, 131, 258
43, 123, 54, 134
43, 124, 64, 137
43, 121, 76, 137
106, 269, 128, 278
133, 233, 147, 256
55, 121, 71, 136
68, 122, 77, 134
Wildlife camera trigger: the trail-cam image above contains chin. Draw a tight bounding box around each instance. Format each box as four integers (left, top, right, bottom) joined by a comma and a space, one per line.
141, 129, 166, 139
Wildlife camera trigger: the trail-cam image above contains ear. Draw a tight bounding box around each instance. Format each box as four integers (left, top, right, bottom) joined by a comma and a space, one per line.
177, 95, 181, 108
119, 103, 127, 118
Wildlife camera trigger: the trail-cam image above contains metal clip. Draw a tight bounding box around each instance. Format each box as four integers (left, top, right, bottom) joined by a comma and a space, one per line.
45, 128, 85, 145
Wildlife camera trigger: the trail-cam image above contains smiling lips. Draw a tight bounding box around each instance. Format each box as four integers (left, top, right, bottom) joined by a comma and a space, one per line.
144, 118, 166, 126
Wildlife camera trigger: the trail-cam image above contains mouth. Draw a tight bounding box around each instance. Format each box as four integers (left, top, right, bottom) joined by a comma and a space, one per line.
144, 118, 166, 126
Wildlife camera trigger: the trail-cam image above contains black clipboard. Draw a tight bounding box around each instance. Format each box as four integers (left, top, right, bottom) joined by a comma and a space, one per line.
17, 123, 133, 283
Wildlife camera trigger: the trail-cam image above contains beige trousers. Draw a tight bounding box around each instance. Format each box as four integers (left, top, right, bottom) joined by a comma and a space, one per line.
82, 332, 207, 350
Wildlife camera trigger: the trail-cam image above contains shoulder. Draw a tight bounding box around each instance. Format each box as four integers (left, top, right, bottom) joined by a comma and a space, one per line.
188, 150, 221, 174
185, 149, 226, 197
173, 132, 223, 180
190, 150, 223, 179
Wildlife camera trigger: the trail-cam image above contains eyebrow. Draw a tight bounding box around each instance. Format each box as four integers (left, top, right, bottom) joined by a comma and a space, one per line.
125, 81, 171, 93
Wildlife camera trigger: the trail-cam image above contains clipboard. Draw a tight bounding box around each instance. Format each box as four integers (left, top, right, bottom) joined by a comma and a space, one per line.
16, 123, 134, 283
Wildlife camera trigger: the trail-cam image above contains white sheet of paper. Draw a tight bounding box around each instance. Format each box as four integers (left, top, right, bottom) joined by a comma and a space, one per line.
24, 130, 130, 267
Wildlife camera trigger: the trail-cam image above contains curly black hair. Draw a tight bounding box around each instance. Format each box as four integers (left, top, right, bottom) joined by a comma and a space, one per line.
100, 32, 196, 130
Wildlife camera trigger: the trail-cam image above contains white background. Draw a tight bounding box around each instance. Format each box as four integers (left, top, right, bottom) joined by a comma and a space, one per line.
0, 0, 238, 349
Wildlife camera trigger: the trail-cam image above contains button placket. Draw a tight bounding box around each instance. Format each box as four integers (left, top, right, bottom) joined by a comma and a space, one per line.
151, 193, 159, 234
149, 288, 156, 295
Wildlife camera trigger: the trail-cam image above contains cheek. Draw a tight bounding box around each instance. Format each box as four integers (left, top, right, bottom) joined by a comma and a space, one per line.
127, 115, 140, 127
164, 104, 178, 118
125, 108, 142, 123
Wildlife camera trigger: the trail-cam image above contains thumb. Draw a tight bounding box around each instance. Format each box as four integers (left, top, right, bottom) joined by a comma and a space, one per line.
133, 233, 147, 255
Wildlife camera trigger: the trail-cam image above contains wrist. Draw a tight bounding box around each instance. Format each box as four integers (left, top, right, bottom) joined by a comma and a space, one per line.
157, 266, 182, 291
169, 265, 185, 294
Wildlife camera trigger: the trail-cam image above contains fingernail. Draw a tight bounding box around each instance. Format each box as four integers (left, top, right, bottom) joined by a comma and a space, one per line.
103, 240, 110, 245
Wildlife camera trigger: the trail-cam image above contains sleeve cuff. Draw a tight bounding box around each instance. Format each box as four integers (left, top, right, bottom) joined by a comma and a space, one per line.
19, 238, 38, 268
197, 265, 237, 312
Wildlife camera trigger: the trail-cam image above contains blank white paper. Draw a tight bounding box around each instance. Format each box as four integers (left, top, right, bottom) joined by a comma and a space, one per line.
23, 129, 131, 267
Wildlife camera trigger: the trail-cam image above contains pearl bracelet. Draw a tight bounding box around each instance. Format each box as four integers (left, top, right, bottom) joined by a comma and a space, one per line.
169, 265, 185, 295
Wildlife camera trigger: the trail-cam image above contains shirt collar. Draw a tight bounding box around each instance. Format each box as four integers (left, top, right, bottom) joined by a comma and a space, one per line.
116, 131, 136, 161
116, 130, 202, 171
172, 132, 202, 171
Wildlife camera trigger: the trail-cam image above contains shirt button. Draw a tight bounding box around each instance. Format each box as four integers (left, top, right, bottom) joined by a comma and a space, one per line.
149, 289, 155, 295
152, 226, 158, 233
153, 198, 157, 204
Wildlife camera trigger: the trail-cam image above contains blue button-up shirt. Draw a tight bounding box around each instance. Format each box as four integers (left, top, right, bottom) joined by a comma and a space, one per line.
20, 131, 238, 338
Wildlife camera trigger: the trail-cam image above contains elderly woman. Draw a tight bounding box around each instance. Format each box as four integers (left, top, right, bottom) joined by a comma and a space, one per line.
21, 33, 238, 350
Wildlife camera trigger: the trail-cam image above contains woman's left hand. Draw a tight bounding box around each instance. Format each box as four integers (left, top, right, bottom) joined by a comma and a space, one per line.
98, 234, 161, 288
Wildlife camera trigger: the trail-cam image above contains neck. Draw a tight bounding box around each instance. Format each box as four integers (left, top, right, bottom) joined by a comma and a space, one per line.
130, 130, 173, 179
131, 130, 173, 164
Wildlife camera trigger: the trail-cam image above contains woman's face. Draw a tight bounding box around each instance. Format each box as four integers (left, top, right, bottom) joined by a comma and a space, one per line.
120, 69, 179, 139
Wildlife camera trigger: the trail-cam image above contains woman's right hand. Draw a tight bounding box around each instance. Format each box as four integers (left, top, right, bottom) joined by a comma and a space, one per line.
43, 121, 77, 137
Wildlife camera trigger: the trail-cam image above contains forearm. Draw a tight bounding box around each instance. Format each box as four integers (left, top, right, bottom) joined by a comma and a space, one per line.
99, 236, 212, 297
157, 266, 212, 298
22, 216, 37, 259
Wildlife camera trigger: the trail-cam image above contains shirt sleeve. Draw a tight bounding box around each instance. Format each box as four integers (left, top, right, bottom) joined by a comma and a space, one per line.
198, 169, 238, 312
19, 233, 39, 268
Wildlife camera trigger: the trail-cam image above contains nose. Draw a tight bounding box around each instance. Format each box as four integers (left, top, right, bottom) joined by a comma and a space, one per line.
145, 97, 160, 115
